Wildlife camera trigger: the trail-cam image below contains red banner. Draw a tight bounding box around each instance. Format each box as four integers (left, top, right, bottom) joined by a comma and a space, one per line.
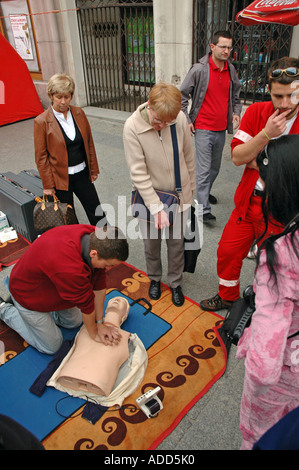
0, 34, 43, 126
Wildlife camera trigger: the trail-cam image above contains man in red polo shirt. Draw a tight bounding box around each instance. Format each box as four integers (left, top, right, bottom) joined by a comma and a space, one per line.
181, 30, 242, 222
200, 56, 299, 311
0, 224, 129, 354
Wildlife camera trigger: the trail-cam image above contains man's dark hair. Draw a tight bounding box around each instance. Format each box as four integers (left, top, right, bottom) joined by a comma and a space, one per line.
268, 56, 299, 90
211, 30, 233, 45
90, 226, 129, 261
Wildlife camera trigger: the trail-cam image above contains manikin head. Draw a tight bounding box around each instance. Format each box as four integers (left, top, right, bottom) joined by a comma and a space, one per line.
104, 297, 130, 327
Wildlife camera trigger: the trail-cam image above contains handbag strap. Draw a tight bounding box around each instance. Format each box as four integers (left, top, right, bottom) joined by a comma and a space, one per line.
170, 124, 182, 193
38, 194, 60, 211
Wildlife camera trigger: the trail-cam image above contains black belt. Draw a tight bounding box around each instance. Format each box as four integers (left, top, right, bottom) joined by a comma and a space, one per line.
252, 189, 264, 198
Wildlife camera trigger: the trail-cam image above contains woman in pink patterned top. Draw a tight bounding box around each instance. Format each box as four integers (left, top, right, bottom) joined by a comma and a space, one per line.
237, 134, 299, 450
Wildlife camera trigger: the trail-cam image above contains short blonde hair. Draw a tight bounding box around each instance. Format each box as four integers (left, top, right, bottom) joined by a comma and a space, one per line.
47, 73, 75, 100
148, 82, 181, 121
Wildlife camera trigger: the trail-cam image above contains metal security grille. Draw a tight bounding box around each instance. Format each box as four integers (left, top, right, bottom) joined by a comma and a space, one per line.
192, 0, 293, 103
76, 0, 154, 111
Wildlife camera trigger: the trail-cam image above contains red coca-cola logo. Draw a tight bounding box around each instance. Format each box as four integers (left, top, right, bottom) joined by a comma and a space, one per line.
251, 0, 298, 11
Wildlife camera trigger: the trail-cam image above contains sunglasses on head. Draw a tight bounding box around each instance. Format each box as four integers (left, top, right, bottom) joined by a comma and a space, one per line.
270, 67, 299, 78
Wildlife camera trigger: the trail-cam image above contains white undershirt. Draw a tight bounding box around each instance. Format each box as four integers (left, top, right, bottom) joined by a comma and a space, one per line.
52, 107, 76, 141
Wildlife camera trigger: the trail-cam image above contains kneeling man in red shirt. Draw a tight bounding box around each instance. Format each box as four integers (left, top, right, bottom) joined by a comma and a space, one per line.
0, 224, 129, 354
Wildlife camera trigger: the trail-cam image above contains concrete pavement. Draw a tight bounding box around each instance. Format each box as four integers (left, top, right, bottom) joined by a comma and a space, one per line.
0, 108, 256, 450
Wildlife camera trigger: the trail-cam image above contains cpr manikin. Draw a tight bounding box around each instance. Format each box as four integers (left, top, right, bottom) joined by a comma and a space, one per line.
57, 297, 131, 397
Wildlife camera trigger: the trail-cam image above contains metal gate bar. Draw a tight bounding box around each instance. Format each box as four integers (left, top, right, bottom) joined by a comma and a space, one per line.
192, 0, 293, 103
77, 0, 154, 112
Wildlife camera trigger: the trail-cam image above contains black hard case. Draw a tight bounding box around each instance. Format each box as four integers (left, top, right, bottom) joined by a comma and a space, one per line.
0, 170, 43, 242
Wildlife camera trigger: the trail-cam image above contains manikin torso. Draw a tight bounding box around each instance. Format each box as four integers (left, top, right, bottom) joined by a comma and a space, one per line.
57, 297, 131, 396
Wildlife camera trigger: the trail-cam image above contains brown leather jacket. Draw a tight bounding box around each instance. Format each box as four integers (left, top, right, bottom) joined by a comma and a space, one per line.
34, 105, 99, 191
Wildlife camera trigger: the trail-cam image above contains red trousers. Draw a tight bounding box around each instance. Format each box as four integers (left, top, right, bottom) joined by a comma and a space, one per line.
217, 195, 283, 301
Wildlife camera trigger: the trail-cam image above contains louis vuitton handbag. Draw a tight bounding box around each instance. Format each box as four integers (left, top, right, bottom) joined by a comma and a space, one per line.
33, 194, 78, 234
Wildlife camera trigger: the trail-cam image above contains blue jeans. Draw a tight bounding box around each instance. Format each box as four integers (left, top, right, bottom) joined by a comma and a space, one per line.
194, 129, 226, 214
0, 276, 82, 355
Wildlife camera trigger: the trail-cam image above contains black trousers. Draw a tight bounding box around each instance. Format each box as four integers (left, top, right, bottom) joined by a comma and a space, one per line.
55, 167, 106, 226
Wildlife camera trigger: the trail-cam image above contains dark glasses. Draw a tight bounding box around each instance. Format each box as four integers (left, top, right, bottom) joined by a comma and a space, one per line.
270, 67, 299, 78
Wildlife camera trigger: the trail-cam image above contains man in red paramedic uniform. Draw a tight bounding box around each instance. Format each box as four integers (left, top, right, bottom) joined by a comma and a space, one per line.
200, 56, 299, 311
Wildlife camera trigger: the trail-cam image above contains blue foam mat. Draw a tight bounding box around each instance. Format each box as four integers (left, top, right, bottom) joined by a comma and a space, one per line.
0, 290, 171, 440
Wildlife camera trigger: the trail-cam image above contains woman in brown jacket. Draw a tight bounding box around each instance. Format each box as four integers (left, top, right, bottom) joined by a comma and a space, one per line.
123, 83, 196, 307
34, 73, 106, 226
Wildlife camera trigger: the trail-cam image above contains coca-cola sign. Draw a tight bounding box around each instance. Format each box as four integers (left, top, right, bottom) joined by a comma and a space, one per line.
236, 0, 299, 25
250, 0, 299, 12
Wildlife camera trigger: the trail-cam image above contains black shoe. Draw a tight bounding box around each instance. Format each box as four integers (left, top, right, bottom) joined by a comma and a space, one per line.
200, 294, 233, 312
203, 213, 216, 223
149, 280, 161, 300
171, 286, 184, 307
209, 194, 217, 205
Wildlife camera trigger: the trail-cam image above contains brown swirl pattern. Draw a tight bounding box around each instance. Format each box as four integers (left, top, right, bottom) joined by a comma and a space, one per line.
176, 354, 199, 375
71, 331, 223, 449
37, 264, 226, 450
102, 417, 127, 446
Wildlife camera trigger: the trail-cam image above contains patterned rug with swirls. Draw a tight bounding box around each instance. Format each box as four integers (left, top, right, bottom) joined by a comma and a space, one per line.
0, 262, 227, 450
0, 233, 31, 271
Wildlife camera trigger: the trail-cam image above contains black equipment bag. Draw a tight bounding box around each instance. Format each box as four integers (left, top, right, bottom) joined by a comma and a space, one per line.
218, 285, 255, 355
